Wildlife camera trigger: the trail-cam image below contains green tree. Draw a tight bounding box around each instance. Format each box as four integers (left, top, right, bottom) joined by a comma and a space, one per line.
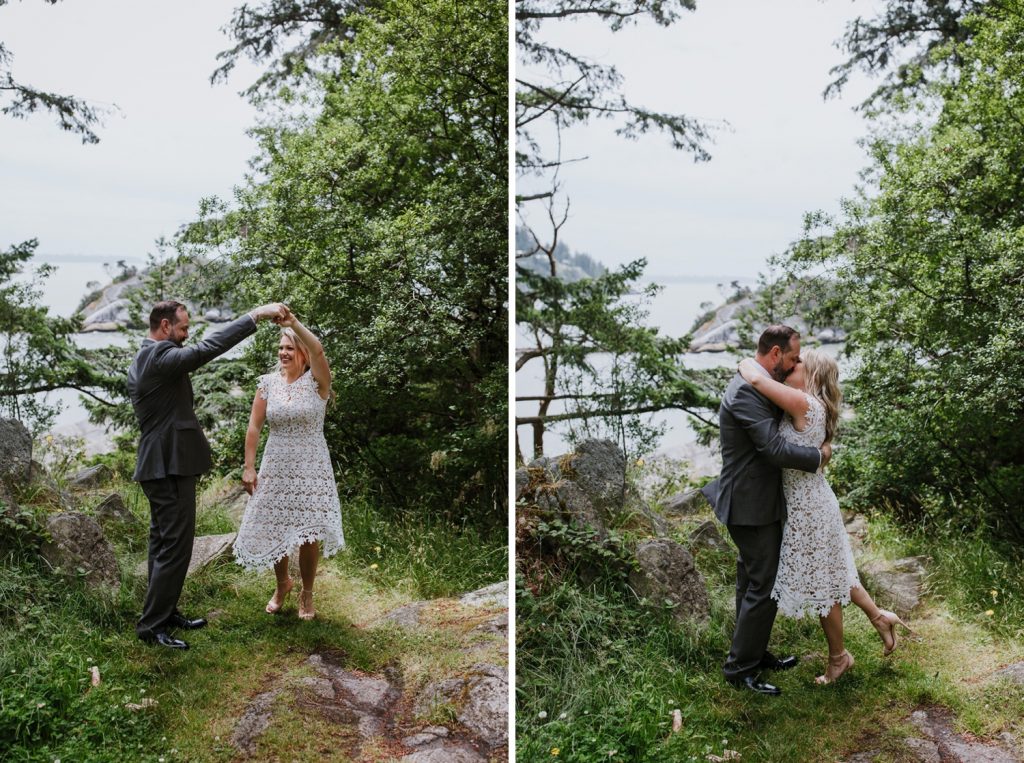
185, 0, 507, 526
826, 0, 987, 113
784, 2, 1024, 543
0, 0, 111, 143
0, 2, 121, 431
515, 0, 721, 460
0, 241, 122, 433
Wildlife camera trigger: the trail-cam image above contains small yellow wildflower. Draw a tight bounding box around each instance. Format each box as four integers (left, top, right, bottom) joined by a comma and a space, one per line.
635, 458, 644, 467
984, 609, 995, 616
374, 545, 382, 555
551, 749, 560, 757
369, 563, 379, 570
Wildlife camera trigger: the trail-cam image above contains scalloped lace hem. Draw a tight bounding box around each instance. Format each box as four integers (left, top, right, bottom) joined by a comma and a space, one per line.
233, 528, 345, 571
771, 581, 863, 619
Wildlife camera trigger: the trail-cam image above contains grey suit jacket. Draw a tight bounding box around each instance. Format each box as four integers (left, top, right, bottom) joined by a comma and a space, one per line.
127, 315, 257, 482
702, 372, 821, 526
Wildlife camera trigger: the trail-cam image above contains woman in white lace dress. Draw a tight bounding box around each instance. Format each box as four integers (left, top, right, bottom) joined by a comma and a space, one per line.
234, 311, 345, 620
738, 350, 909, 684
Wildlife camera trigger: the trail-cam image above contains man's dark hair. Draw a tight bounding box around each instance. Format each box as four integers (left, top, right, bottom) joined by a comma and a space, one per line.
149, 300, 187, 331
757, 324, 799, 355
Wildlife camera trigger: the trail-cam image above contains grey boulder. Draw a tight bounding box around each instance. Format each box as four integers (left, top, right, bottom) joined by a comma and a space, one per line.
0, 418, 32, 486
629, 538, 710, 625
41, 512, 120, 590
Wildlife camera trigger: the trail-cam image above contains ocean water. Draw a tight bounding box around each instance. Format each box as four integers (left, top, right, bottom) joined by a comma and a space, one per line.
516, 276, 755, 463
14, 256, 252, 452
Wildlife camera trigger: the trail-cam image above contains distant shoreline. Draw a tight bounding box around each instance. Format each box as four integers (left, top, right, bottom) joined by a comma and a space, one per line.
30, 254, 146, 265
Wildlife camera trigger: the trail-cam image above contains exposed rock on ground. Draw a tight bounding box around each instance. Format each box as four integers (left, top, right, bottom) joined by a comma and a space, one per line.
415, 663, 508, 747
40, 512, 120, 590
901, 706, 1019, 762
859, 555, 928, 617
133, 533, 238, 578
629, 538, 711, 625
302, 652, 403, 738
460, 581, 508, 609
993, 662, 1024, 685
230, 582, 509, 761
94, 493, 138, 528
68, 463, 112, 488
188, 533, 236, 576
689, 519, 729, 552
660, 487, 710, 516
0, 418, 32, 485
230, 688, 283, 756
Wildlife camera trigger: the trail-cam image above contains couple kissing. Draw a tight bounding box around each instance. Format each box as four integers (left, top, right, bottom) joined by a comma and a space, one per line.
703, 325, 910, 694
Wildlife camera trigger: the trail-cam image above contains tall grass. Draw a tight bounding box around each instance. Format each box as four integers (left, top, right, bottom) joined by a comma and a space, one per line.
0, 469, 507, 762
337, 496, 507, 599
516, 514, 1024, 762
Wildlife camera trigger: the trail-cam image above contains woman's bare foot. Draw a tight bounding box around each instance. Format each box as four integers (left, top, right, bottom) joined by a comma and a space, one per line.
815, 650, 854, 685
298, 589, 315, 621
266, 578, 294, 614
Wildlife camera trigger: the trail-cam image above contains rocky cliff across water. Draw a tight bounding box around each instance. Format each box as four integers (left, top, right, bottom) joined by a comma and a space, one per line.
78, 260, 237, 332
688, 287, 848, 353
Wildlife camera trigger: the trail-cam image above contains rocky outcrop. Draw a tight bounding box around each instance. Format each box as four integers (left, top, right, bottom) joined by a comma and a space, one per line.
94, 493, 138, 528
414, 663, 508, 747
78, 268, 237, 332
688, 288, 848, 353
661, 488, 710, 516
859, 555, 928, 617
628, 538, 711, 625
68, 464, 112, 489
0, 418, 33, 486
40, 512, 120, 591
525, 439, 668, 538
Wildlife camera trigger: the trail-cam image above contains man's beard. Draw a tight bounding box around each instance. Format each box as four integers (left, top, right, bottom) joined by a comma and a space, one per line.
771, 361, 792, 383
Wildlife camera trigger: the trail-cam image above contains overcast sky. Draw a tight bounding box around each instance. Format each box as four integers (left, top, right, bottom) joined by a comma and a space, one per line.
517, 0, 882, 279
0, 1, 261, 262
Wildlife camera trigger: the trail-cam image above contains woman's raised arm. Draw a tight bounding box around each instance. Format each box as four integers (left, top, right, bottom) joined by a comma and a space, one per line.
279, 309, 332, 400
738, 358, 810, 421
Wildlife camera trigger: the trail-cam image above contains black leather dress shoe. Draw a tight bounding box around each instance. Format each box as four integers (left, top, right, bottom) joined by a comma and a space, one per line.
759, 651, 799, 671
142, 631, 189, 650
727, 675, 781, 695
167, 612, 208, 630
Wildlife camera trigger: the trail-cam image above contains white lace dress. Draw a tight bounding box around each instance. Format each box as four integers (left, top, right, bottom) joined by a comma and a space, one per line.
772, 393, 861, 618
233, 370, 345, 570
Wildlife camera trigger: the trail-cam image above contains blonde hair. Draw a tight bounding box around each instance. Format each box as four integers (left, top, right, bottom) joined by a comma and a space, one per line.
276, 328, 311, 374
802, 349, 842, 442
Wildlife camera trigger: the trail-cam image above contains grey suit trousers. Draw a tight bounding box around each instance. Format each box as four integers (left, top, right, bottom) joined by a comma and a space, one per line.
136, 475, 197, 639
723, 521, 783, 681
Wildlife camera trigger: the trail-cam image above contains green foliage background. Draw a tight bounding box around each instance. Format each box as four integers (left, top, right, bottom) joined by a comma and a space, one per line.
773, 3, 1024, 545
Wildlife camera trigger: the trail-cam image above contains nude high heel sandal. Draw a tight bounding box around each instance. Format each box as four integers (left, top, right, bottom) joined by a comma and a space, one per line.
870, 609, 912, 656
815, 650, 854, 685
266, 578, 294, 614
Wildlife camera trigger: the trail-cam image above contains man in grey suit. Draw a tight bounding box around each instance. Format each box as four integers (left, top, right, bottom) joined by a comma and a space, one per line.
128, 299, 286, 649
702, 325, 831, 694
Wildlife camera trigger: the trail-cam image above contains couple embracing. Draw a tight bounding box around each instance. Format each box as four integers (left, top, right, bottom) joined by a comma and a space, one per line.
127, 301, 345, 650
704, 325, 909, 693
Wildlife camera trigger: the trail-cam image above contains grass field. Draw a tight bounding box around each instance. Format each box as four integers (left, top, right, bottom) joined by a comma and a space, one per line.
0, 473, 507, 762
516, 505, 1024, 762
